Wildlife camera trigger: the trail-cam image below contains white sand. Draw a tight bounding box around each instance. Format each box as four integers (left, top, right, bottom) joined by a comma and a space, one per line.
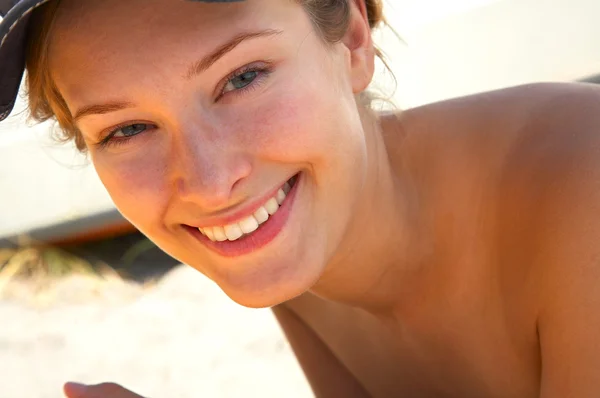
0, 265, 313, 398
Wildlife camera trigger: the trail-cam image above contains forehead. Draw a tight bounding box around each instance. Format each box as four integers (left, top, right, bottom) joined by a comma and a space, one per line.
47, 0, 305, 105
50, 0, 287, 56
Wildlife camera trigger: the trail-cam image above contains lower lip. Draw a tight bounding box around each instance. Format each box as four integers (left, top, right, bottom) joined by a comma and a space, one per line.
187, 174, 302, 258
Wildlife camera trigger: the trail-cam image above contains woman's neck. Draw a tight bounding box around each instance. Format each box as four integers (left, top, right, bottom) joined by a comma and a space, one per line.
310, 110, 432, 315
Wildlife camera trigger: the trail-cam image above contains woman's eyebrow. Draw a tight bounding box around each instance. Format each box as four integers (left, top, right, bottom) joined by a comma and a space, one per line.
72, 30, 282, 122
185, 28, 283, 79
73, 102, 134, 123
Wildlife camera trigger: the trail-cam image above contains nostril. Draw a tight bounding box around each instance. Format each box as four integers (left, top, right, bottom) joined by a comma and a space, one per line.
175, 176, 232, 208
230, 175, 246, 193
172, 150, 252, 207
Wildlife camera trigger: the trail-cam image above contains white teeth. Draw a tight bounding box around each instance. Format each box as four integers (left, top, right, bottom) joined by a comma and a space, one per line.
239, 215, 259, 234
254, 206, 269, 224
213, 226, 227, 242
198, 180, 293, 242
204, 228, 216, 242
224, 224, 243, 241
276, 188, 286, 205
264, 197, 279, 215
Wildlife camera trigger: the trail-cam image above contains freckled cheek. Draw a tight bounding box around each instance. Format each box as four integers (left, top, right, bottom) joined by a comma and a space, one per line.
93, 154, 171, 224
232, 89, 340, 163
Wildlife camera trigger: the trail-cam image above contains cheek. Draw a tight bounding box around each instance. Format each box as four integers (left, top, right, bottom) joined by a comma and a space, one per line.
233, 80, 359, 166
92, 152, 171, 230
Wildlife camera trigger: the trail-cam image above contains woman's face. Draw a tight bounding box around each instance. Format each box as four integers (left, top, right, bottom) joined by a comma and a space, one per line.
49, 0, 373, 307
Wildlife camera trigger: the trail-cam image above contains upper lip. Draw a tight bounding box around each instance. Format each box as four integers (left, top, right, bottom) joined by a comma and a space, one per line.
186, 177, 293, 229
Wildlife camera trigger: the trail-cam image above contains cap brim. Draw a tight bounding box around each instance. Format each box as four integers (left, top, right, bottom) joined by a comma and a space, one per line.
0, 0, 49, 121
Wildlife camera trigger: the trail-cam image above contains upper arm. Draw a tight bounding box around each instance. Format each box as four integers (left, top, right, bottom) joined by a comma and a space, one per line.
538, 233, 600, 398
529, 86, 600, 396
271, 304, 371, 398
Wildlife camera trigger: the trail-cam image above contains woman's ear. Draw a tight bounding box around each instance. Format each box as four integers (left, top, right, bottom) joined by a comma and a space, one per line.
342, 0, 375, 94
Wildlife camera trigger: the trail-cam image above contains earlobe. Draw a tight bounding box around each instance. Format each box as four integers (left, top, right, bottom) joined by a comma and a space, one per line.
343, 0, 376, 94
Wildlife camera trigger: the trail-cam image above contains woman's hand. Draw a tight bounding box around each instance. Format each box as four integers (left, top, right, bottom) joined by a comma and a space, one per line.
64, 382, 145, 398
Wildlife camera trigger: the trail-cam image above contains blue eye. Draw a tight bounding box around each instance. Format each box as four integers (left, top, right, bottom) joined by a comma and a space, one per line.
113, 123, 148, 138
223, 70, 259, 93
96, 123, 153, 149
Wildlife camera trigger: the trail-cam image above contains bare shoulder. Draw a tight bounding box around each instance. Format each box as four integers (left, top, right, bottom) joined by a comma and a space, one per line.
397, 82, 600, 144
386, 83, 600, 245
466, 83, 600, 397
394, 82, 600, 182
403, 82, 600, 119
490, 83, 600, 397
396, 81, 600, 320
399, 83, 600, 395
481, 83, 600, 229
417, 83, 600, 279
472, 83, 600, 298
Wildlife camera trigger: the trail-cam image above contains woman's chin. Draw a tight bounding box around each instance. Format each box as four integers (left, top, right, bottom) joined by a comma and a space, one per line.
216, 264, 324, 309
224, 290, 300, 309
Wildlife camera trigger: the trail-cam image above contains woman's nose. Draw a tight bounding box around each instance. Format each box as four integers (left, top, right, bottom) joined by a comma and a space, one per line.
170, 132, 252, 210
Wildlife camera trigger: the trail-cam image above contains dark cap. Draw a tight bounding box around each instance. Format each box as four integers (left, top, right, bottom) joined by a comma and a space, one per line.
0, 0, 242, 121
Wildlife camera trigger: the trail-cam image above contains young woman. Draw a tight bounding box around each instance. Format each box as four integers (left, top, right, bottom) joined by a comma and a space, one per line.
2, 0, 600, 396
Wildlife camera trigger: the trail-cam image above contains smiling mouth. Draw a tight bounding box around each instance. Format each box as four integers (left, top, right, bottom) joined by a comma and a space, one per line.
197, 174, 299, 243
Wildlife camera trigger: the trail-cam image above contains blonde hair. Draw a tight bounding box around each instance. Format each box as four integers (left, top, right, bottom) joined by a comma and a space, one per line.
25, 0, 389, 151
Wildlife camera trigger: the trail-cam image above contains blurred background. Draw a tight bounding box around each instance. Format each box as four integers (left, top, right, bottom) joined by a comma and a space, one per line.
1, 0, 599, 396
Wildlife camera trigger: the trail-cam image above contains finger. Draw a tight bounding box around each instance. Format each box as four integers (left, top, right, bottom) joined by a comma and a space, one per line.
64, 382, 145, 398
63, 382, 88, 398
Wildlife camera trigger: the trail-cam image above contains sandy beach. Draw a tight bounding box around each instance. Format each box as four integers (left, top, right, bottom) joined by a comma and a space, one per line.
0, 264, 313, 398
